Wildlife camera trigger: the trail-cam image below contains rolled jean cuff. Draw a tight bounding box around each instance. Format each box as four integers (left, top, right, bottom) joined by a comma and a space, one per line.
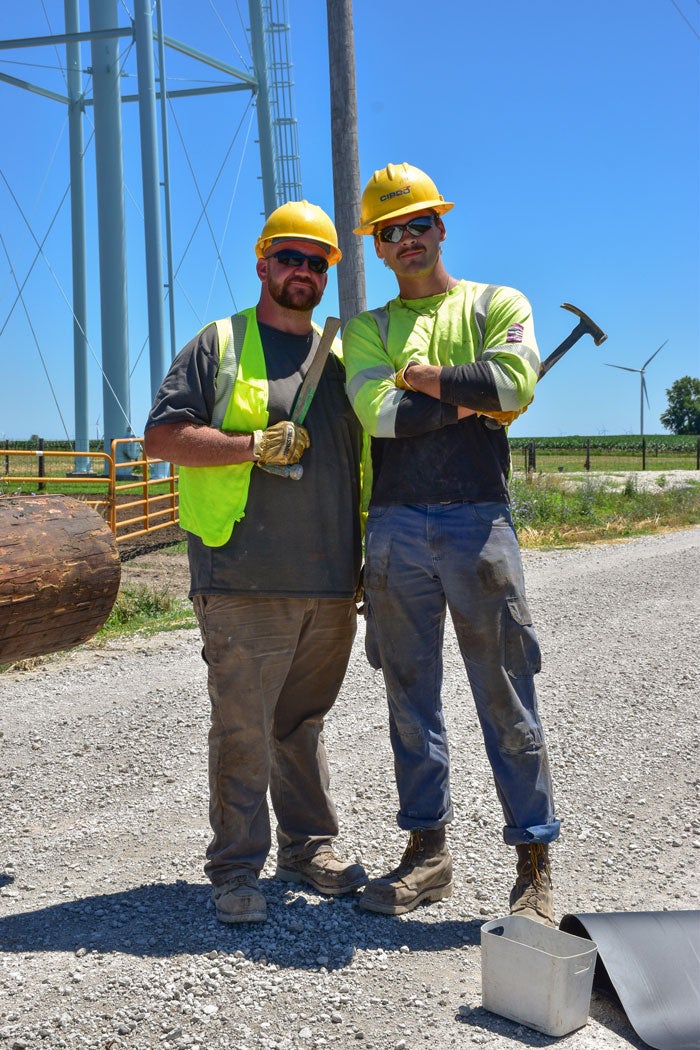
397, 807, 454, 832
503, 819, 561, 846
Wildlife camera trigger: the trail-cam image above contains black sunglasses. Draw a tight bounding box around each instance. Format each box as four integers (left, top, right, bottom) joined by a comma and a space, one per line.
377, 215, 436, 243
269, 249, 329, 274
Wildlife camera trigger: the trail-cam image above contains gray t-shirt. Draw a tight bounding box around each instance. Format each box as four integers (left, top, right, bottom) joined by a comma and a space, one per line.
145, 318, 363, 599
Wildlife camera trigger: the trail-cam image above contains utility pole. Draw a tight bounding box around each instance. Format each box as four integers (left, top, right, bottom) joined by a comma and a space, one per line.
64, 0, 89, 471
89, 0, 131, 471
249, 0, 279, 216
326, 0, 365, 326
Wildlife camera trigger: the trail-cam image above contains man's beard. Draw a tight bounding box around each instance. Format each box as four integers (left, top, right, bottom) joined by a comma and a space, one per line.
268, 274, 323, 311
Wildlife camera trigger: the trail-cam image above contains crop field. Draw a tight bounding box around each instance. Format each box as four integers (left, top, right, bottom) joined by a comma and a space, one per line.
509, 433, 699, 473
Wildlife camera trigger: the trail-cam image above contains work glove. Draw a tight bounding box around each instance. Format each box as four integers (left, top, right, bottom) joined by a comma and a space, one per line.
253, 421, 310, 466
478, 397, 534, 428
394, 361, 419, 391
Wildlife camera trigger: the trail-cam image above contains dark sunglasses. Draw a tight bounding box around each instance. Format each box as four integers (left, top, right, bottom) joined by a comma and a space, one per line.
269, 249, 329, 274
376, 215, 436, 243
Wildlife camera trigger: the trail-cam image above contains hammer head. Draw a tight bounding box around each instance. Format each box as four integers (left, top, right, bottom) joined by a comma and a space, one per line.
561, 302, 607, 346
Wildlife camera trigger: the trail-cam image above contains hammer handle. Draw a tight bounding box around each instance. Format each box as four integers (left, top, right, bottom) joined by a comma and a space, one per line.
258, 462, 304, 481
538, 321, 588, 379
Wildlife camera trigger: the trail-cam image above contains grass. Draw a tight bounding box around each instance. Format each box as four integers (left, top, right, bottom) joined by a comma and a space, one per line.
510, 473, 700, 548
98, 583, 196, 640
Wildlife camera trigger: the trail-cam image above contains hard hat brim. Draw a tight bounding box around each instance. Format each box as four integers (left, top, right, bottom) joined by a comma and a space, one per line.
354, 199, 454, 236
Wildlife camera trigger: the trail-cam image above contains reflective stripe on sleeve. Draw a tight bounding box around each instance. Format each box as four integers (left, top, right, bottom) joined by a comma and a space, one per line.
346, 363, 395, 404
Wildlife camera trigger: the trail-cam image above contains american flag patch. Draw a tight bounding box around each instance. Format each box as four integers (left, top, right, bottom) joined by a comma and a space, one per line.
506, 323, 524, 343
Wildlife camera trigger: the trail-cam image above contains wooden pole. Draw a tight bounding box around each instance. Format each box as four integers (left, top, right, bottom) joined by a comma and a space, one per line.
0, 494, 121, 664
326, 0, 366, 327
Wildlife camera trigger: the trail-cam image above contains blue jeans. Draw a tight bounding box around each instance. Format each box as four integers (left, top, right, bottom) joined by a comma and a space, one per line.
364, 502, 560, 846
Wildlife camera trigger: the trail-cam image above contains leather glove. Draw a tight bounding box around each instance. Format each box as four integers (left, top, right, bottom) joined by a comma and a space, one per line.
253, 421, 310, 466
478, 397, 534, 428
394, 361, 419, 391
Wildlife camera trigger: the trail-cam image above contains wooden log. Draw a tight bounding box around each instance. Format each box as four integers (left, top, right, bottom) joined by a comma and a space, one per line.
0, 494, 121, 663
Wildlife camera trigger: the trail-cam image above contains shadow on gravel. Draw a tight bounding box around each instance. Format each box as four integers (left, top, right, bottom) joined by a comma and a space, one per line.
454, 999, 643, 1049
455, 1007, 560, 1046
0, 878, 483, 966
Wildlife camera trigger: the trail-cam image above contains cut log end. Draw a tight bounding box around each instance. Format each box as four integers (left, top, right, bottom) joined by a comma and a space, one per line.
0, 494, 121, 663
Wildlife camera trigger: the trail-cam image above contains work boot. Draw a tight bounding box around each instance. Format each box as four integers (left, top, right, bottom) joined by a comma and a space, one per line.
509, 843, 555, 926
212, 872, 267, 924
359, 829, 453, 915
276, 846, 367, 896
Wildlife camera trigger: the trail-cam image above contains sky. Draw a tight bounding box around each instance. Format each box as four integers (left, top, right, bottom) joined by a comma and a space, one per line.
1, 0, 699, 441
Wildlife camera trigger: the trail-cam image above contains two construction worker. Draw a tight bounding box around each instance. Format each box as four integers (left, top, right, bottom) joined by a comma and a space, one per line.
145, 163, 559, 927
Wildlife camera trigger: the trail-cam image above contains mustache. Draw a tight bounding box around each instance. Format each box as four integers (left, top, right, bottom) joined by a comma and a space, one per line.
398, 244, 425, 259
284, 275, 315, 289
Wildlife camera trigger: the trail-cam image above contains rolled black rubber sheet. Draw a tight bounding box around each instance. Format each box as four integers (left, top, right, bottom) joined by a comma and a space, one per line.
559, 911, 700, 1050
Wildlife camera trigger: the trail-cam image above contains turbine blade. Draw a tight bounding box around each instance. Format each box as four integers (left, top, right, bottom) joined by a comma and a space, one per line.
642, 375, 650, 409
642, 339, 669, 370
605, 364, 640, 373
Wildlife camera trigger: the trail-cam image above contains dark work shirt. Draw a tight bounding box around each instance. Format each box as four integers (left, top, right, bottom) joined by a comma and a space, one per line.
145, 319, 363, 598
370, 409, 511, 505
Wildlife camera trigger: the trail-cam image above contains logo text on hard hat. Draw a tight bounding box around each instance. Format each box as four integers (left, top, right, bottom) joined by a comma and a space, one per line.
379, 186, 411, 203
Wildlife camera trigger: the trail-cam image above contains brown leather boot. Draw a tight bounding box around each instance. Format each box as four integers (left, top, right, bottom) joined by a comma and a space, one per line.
359, 829, 453, 915
509, 843, 555, 926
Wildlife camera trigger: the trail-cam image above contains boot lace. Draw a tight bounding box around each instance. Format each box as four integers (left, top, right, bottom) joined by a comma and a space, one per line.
526, 842, 552, 887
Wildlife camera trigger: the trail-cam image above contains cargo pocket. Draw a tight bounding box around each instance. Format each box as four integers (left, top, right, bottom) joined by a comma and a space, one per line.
504, 596, 541, 678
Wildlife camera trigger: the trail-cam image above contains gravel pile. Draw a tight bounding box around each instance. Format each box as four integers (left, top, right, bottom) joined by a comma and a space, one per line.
1, 527, 698, 1050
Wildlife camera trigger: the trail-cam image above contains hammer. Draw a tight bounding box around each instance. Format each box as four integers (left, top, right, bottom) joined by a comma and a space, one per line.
539, 302, 607, 379
483, 302, 606, 428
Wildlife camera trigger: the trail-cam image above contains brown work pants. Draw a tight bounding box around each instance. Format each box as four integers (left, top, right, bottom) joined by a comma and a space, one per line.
193, 594, 357, 886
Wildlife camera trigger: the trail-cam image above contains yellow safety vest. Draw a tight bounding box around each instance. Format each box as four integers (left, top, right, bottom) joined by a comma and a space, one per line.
178, 307, 269, 548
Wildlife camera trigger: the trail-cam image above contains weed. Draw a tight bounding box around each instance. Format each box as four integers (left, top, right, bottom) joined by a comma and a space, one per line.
99, 584, 195, 639
511, 474, 700, 548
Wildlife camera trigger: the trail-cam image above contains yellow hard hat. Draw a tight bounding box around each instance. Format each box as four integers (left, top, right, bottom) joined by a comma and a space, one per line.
255, 200, 342, 265
354, 163, 454, 235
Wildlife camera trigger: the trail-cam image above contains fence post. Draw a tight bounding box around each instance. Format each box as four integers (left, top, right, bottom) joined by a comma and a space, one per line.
585, 438, 591, 471
528, 440, 536, 472
3, 439, 8, 476
697, 437, 699, 471
38, 437, 45, 492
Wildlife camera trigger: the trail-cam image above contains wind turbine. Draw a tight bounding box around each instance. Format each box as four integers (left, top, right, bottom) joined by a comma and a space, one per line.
605, 340, 669, 439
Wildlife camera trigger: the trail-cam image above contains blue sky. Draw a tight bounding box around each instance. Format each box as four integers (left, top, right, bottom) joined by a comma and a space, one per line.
1, 0, 698, 441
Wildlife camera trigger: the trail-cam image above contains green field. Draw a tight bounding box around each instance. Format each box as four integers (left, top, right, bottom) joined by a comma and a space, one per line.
508, 434, 698, 473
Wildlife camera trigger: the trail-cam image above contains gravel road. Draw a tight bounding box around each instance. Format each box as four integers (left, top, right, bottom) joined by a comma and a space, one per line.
1, 527, 698, 1050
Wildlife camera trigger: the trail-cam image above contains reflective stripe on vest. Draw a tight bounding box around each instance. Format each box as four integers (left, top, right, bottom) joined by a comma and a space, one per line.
211, 312, 249, 429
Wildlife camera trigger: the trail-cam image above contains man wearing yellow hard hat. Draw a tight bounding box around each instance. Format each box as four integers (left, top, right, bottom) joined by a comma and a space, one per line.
145, 200, 366, 923
343, 163, 559, 923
